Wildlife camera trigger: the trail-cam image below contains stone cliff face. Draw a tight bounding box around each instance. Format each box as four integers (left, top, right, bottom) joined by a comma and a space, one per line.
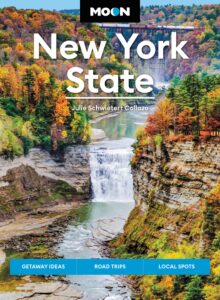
133, 141, 220, 210
0, 146, 91, 198
111, 140, 220, 299
0, 146, 92, 220
0, 165, 78, 220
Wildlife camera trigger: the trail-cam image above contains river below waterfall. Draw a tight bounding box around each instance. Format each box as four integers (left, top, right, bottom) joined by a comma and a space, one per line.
56, 109, 152, 300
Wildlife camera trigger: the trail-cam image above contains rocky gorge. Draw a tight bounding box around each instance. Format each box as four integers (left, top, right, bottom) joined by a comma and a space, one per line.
1, 112, 220, 299
111, 139, 220, 299
0, 146, 93, 299
0, 110, 137, 299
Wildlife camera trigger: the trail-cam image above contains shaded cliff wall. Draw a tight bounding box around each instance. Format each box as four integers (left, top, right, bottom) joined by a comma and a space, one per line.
0, 146, 92, 220
0, 146, 91, 198
0, 165, 77, 220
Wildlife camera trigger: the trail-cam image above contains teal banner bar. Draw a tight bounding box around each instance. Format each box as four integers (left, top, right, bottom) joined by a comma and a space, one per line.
10, 258, 210, 276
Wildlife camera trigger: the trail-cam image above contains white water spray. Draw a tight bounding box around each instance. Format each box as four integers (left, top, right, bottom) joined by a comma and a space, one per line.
90, 139, 134, 203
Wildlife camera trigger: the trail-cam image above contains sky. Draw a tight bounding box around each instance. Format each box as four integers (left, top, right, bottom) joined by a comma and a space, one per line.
0, 0, 219, 10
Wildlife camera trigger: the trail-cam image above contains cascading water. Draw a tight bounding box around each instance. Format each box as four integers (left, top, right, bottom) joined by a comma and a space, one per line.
57, 138, 135, 299
56, 112, 151, 299
90, 139, 134, 203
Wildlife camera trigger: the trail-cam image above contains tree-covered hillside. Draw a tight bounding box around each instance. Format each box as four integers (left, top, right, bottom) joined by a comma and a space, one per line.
132, 73, 220, 168
141, 5, 220, 77
0, 7, 131, 157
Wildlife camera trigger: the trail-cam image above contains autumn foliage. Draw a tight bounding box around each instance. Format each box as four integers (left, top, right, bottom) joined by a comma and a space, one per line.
145, 99, 176, 136
0, 7, 136, 155
141, 5, 220, 78
0, 7, 120, 156
54, 94, 70, 125
144, 74, 220, 141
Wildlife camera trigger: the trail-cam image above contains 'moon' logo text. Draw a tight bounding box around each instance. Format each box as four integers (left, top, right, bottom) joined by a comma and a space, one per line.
80, 0, 140, 23
90, 7, 130, 17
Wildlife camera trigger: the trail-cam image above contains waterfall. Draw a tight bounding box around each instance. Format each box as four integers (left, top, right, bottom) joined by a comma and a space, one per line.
90, 139, 134, 203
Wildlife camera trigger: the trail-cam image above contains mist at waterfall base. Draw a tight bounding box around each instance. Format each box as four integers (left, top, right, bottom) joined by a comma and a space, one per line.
56, 110, 152, 299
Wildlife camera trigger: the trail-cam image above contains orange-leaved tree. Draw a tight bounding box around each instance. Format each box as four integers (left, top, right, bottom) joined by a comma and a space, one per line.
177, 108, 197, 135
145, 98, 176, 136
54, 94, 70, 125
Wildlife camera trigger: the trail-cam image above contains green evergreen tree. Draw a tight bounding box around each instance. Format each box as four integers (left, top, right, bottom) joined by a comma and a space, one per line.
22, 69, 35, 111
184, 277, 204, 300
177, 74, 205, 135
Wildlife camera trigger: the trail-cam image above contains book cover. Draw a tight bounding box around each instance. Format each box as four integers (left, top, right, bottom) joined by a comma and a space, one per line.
0, 0, 219, 299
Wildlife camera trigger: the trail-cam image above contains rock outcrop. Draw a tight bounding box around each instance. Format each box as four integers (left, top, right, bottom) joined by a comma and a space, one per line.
0, 146, 91, 198
0, 146, 91, 215
0, 165, 78, 220
0, 146, 92, 220
133, 140, 220, 209
0, 281, 83, 300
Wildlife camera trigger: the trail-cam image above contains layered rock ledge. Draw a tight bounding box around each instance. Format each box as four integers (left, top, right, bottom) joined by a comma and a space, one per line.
0, 146, 92, 220
132, 140, 220, 209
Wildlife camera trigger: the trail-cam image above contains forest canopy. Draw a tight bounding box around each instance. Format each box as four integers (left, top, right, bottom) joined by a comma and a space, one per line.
0, 5, 219, 156
0, 7, 132, 157
132, 73, 220, 166
141, 5, 220, 77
